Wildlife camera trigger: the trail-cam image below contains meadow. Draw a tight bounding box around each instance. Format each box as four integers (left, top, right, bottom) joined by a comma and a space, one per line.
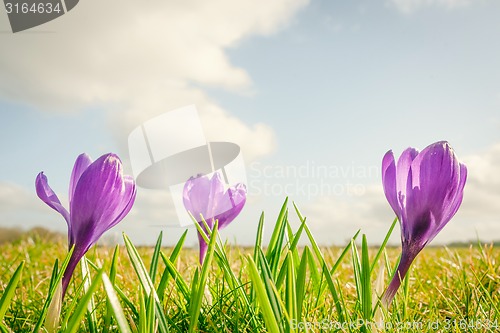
0, 200, 499, 333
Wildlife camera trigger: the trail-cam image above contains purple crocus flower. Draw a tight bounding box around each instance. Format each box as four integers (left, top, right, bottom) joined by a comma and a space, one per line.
36, 153, 136, 297
381, 141, 467, 306
183, 172, 246, 264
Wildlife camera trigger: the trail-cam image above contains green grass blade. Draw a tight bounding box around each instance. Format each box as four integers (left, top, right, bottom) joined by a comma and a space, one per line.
147, 290, 156, 333
33, 246, 74, 333
275, 259, 287, 290
189, 268, 200, 317
102, 273, 132, 333
361, 234, 372, 324
267, 197, 288, 257
81, 255, 98, 333
104, 245, 120, 333
123, 233, 170, 333
285, 221, 301, 275
60, 274, 88, 330
351, 239, 362, 309
267, 210, 288, 279
150, 231, 163, 285
253, 211, 265, 262
295, 247, 308, 321
257, 248, 283, 330
158, 230, 187, 301
247, 256, 281, 333
322, 262, 344, 323
288, 217, 306, 254
139, 287, 147, 333
292, 202, 322, 261
370, 217, 397, 274
330, 231, 359, 275
0, 261, 24, 321
188, 220, 218, 333
65, 270, 103, 333
285, 252, 297, 333
160, 252, 190, 300
115, 286, 139, 319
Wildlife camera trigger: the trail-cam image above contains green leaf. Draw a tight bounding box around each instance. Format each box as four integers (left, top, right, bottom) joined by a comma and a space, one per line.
361, 234, 372, 322
257, 248, 283, 330
351, 239, 362, 308
267, 210, 288, 279
247, 256, 281, 333
267, 198, 288, 256
102, 273, 132, 333
104, 245, 120, 333
139, 287, 147, 333
158, 230, 187, 302
188, 220, 218, 333
147, 289, 156, 333
123, 233, 170, 333
115, 286, 139, 318
266, 199, 289, 279
253, 211, 265, 262
295, 247, 308, 320
33, 246, 74, 333
65, 270, 103, 333
150, 231, 163, 285
0, 261, 24, 321
370, 217, 398, 274
81, 255, 98, 333
160, 252, 190, 301
285, 252, 297, 332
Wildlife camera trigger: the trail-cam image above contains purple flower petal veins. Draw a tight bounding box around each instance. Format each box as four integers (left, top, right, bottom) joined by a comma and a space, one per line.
381, 141, 467, 306
36, 153, 136, 297
183, 172, 247, 264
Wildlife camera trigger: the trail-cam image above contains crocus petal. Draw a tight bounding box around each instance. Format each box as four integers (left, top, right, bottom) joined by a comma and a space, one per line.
35, 172, 70, 225
206, 172, 225, 220
409, 142, 456, 213
216, 184, 247, 230
405, 142, 460, 245
427, 162, 467, 243
70, 153, 133, 248
395, 147, 419, 207
69, 153, 92, 207
183, 172, 225, 222
395, 147, 418, 241
382, 150, 399, 217
105, 175, 137, 230
183, 175, 212, 220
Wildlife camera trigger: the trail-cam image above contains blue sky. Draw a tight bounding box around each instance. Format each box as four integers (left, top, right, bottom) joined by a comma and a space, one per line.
1, 0, 500, 247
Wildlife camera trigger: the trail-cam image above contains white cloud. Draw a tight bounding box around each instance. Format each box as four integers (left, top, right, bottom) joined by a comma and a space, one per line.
0, 182, 39, 212
0, 182, 60, 229
459, 143, 500, 220
0, 0, 311, 244
301, 185, 398, 245
389, 0, 473, 13
0, 0, 308, 161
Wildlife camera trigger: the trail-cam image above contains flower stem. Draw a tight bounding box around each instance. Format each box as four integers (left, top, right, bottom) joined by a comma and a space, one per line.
61, 246, 86, 299
381, 248, 416, 307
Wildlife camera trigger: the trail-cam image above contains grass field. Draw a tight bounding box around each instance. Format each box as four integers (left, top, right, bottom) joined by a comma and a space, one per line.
0, 200, 499, 332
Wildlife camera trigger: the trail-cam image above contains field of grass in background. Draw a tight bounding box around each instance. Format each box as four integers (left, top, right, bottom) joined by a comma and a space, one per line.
0, 200, 499, 332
